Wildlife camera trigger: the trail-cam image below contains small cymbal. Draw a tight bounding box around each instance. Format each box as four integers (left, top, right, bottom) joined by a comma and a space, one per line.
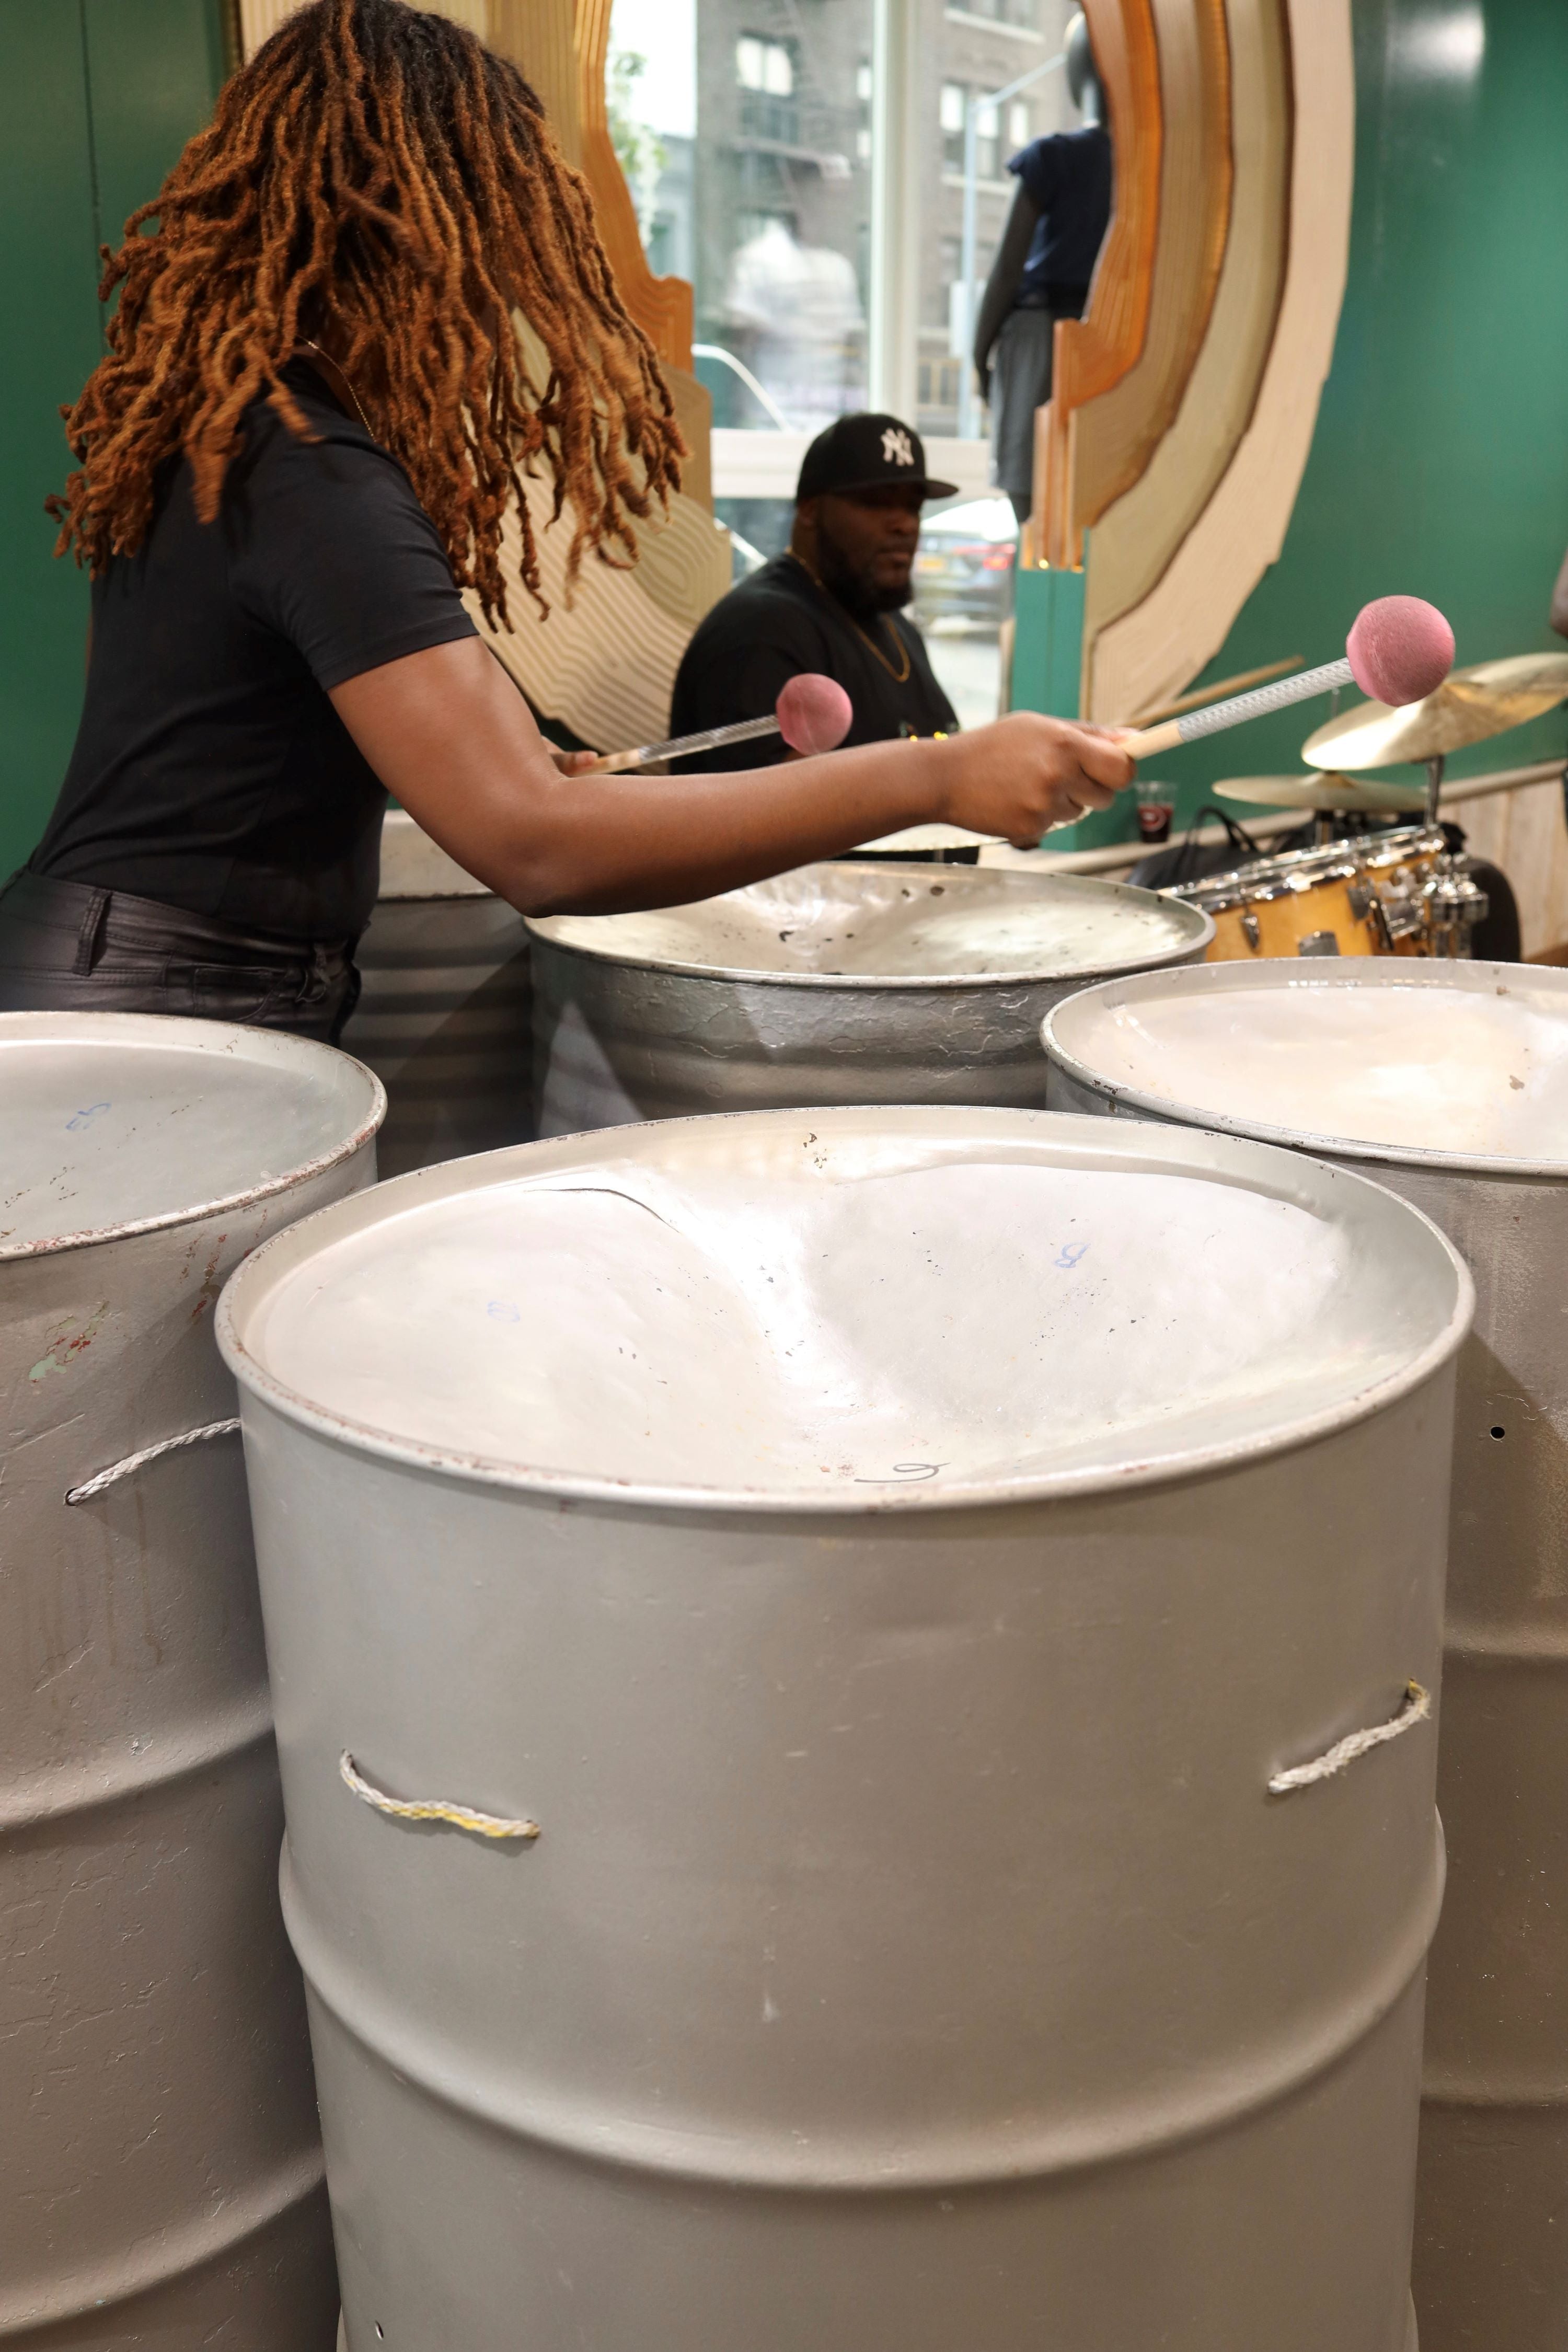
1302, 651, 1568, 770
1216, 773, 1428, 813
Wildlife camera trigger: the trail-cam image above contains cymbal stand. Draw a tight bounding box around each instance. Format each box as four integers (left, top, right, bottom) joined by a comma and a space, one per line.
1420, 751, 1489, 954
1424, 753, 1445, 829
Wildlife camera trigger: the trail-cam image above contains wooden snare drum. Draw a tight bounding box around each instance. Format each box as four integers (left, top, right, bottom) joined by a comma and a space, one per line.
1168, 827, 1465, 960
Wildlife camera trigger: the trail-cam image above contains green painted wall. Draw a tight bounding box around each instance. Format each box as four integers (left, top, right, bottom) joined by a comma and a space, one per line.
0, 0, 230, 882
1025, 0, 1568, 850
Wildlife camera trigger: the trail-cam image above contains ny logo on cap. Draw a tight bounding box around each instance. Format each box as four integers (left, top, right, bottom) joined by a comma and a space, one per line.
881, 427, 915, 468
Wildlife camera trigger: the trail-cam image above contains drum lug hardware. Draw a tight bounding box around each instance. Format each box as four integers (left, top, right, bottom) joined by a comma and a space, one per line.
1347, 884, 1375, 920
1297, 931, 1341, 957
1241, 913, 1262, 951
1378, 890, 1425, 943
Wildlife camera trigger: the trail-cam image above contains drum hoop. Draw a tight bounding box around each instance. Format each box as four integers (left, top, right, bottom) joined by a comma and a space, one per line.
1169, 827, 1444, 914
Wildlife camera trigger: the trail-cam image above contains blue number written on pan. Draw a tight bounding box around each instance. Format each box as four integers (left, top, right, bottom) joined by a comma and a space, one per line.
1055, 1242, 1089, 1270
487, 1300, 521, 1322
66, 1102, 111, 1131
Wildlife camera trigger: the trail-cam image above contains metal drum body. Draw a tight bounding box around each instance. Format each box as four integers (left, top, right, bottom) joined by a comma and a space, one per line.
527, 862, 1212, 1135
218, 1105, 1468, 2351
1, 1012, 383, 2347
342, 810, 533, 1175
1041, 959, 1568, 2351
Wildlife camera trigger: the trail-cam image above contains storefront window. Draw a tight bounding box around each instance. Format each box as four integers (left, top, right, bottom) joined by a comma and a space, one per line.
606, 0, 1083, 722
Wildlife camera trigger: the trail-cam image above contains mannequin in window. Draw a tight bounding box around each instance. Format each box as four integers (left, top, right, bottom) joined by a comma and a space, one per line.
972, 11, 1111, 529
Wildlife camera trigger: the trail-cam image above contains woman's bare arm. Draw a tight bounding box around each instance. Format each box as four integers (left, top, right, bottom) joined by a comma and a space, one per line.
330, 637, 1131, 916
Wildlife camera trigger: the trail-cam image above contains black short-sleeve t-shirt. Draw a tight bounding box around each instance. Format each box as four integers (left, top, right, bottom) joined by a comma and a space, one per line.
667, 554, 958, 771
31, 358, 478, 940
1010, 125, 1113, 300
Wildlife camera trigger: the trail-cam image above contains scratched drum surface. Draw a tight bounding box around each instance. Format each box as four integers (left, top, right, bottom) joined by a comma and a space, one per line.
531, 862, 1203, 982
1, 1015, 377, 1250
1042, 962, 1568, 1166
242, 1109, 1455, 1498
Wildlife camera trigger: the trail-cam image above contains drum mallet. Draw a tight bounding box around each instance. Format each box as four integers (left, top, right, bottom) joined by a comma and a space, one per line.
1117, 597, 1455, 768
583, 673, 854, 775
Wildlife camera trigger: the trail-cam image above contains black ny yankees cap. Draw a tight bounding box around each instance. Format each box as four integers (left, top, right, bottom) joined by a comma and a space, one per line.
795, 411, 959, 503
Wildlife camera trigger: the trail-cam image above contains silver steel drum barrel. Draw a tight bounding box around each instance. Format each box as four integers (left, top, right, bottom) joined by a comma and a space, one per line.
219, 1105, 1467, 2351
1, 1012, 382, 2347
1042, 959, 1568, 2352
527, 861, 1212, 1135
342, 810, 534, 1175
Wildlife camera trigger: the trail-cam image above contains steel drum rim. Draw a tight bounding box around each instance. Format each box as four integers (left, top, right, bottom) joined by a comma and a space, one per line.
1042, 958, 1568, 1180
216, 1104, 1472, 1516
0, 1009, 386, 1262
526, 865, 1216, 990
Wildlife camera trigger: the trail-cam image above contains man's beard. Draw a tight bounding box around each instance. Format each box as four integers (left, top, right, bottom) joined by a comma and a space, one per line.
815, 530, 913, 618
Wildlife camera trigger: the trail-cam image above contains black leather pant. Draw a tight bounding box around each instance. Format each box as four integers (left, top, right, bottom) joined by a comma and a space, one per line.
0, 870, 361, 1043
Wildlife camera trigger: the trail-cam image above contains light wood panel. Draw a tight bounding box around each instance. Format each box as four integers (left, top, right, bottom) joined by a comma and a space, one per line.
1086, 0, 1353, 721
1067, 0, 1232, 549
1446, 776, 1568, 959
1035, 0, 1163, 570
469, 476, 730, 750
486, 0, 579, 163
1084, 0, 1289, 673
240, 0, 486, 49
571, 0, 692, 372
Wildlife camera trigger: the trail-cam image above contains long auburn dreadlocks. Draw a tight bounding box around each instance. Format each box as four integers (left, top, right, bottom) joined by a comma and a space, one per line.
49, 0, 684, 624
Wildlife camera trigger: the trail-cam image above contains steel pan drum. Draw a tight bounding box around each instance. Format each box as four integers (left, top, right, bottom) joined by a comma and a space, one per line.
527, 861, 1212, 1135
1, 1012, 383, 2347
342, 810, 534, 1176
1041, 960, 1568, 2352
220, 1105, 1466, 2352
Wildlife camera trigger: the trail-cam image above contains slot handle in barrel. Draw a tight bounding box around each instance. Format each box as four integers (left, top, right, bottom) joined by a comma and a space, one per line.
1267, 1681, 1431, 1796
340, 1751, 540, 1843
64, 1416, 241, 1505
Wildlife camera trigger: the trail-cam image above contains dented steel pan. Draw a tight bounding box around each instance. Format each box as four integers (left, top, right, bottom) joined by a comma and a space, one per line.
220, 1104, 1466, 2351
1, 1012, 382, 2346
341, 811, 534, 1176
526, 861, 1212, 1135
1042, 958, 1568, 2352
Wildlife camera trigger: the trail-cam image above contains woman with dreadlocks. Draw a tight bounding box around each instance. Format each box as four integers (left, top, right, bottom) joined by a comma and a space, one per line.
0, 0, 1128, 1040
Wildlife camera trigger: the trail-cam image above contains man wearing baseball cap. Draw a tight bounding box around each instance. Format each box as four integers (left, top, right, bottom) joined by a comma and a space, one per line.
668, 412, 960, 770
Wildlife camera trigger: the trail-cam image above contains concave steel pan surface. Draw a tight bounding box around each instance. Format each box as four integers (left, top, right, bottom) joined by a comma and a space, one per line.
1042, 959, 1568, 2352
220, 1105, 1466, 2352
526, 861, 1213, 1134
1, 1012, 382, 2348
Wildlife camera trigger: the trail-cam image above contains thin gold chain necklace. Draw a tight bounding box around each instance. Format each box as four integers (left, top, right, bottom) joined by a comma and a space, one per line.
788, 551, 913, 684
297, 339, 375, 437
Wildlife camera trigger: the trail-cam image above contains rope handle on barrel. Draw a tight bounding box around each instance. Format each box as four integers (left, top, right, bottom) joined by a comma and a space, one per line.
65, 1416, 241, 1505
340, 1751, 540, 1843
1268, 1681, 1431, 1796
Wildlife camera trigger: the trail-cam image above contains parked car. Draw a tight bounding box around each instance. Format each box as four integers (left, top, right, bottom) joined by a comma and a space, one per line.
912, 495, 1017, 630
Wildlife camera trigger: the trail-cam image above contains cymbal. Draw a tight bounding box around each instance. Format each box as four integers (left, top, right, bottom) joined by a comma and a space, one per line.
1216, 773, 1428, 813
1302, 651, 1568, 770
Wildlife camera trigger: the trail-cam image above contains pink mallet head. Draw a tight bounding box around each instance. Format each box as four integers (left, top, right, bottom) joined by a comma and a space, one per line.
777, 671, 854, 756
1346, 596, 1455, 708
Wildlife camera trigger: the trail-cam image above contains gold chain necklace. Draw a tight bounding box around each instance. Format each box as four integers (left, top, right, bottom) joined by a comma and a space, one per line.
788, 551, 913, 684
297, 339, 375, 437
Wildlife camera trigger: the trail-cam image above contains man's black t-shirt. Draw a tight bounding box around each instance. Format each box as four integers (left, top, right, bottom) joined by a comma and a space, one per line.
32, 359, 478, 940
668, 553, 958, 770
